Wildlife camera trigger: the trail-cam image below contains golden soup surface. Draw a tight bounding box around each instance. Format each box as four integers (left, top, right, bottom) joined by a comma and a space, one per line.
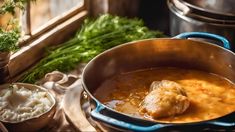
94, 67, 235, 123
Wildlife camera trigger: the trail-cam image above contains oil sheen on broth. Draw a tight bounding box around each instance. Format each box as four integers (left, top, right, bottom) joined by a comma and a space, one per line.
94, 67, 235, 123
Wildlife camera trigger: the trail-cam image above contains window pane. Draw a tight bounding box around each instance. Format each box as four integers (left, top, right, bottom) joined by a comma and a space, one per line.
30, 0, 84, 31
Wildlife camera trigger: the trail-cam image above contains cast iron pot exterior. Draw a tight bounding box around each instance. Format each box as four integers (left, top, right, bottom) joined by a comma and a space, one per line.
82, 32, 235, 131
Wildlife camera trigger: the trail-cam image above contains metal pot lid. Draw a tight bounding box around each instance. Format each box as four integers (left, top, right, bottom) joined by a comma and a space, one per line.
168, 0, 235, 25
174, 0, 235, 20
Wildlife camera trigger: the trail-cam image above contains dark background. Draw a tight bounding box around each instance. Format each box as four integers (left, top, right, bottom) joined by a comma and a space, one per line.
138, 0, 170, 35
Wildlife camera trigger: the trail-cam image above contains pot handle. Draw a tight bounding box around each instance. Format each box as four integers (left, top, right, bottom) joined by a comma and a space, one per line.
174, 32, 231, 50
91, 102, 235, 131
205, 121, 235, 128
90, 102, 170, 132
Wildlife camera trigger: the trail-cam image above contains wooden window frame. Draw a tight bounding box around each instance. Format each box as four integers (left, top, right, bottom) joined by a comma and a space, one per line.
9, 0, 90, 81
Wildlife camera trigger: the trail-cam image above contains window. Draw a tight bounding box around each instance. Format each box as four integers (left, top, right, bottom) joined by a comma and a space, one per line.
20, 0, 86, 46
9, 0, 88, 79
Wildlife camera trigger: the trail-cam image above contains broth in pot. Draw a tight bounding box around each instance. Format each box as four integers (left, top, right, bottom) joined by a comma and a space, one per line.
94, 67, 235, 123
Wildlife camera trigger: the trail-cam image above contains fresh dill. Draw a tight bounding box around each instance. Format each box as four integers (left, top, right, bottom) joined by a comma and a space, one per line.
20, 14, 165, 83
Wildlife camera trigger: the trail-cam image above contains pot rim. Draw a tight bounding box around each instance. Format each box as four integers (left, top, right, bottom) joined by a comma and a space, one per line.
81, 38, 235, 125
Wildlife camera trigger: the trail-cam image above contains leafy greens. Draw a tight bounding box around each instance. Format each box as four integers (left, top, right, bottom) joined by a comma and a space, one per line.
0, 27, 19, 52
20, 14, 165, 83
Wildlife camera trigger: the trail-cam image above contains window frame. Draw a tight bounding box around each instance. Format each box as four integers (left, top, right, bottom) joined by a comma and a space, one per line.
9, 0, 90, 81
20, 0, 89, 46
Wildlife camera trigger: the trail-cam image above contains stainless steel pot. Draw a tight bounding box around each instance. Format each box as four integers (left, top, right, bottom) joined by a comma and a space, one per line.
181, 0, 235, 18
82, 32, 235, 131
167, 0, 235, 51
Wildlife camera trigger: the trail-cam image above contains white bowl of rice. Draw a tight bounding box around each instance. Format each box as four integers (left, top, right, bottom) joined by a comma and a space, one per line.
0, 83, 56, 131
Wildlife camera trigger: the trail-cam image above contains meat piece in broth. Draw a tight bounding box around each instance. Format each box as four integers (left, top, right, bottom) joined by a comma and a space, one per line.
140, 80, 190, 119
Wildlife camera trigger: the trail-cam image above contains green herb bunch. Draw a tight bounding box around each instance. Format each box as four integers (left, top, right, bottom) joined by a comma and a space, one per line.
0, 24, 20, 52
0, 0, 31, 14
21, 14, 165, 83
0, 0, 36, 52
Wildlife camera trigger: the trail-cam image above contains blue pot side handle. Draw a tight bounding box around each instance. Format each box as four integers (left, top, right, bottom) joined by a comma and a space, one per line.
174, 32, 231, 50
206, 121, 235, 128
91, 102, 235, 131
90, 103, 169, 132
